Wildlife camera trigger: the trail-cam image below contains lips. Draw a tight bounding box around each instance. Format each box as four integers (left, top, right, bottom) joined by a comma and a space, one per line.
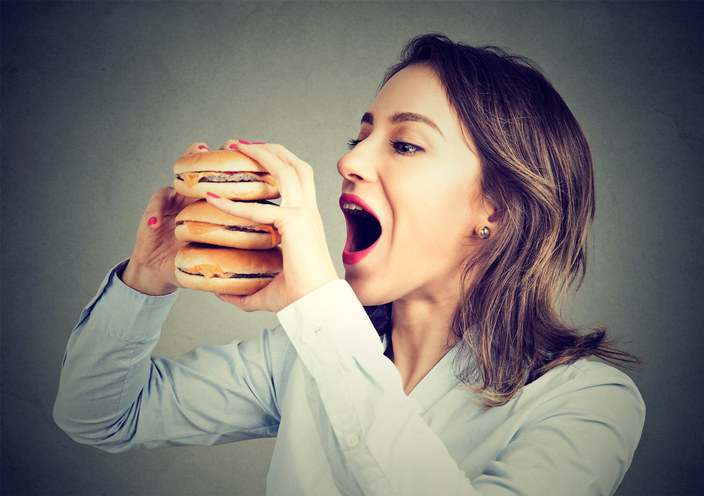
340, 193, 382, 265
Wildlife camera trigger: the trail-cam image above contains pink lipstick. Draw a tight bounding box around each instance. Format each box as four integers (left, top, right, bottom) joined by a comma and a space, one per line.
340, 193, 382, 265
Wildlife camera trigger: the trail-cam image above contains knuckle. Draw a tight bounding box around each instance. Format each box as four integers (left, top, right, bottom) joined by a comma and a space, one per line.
300, 162, 314, 177
267, 143, 284, 153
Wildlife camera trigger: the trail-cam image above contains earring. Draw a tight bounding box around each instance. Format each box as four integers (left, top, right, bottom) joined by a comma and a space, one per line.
478, 226, 491, 239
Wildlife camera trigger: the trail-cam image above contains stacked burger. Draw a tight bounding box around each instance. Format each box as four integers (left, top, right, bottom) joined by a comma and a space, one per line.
171, 149, 283, 295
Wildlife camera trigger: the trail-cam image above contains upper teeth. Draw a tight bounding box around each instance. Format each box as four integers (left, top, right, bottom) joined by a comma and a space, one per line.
342, 202, 364, 211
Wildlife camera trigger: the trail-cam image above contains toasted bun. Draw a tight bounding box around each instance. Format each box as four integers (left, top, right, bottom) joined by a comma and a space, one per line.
174, 200, 281, 249
173, 150, 279, 200
174, 244, 282, 295
174, 150, 265, 174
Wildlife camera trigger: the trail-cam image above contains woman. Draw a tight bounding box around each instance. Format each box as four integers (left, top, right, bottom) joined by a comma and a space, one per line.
54, 35, 644, 495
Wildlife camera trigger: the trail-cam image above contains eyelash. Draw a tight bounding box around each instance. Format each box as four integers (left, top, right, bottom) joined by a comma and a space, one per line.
346, 138, 424, 156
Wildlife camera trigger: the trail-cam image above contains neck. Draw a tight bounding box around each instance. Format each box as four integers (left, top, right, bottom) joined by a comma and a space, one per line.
387, 292, 460, 395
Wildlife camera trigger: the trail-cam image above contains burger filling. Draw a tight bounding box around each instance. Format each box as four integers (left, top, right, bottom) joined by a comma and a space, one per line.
342, 203, 382, 252
177, 171, 275, 187
180, 221, 271, 235
180, 221, 279, 246
178, 264, 277, 279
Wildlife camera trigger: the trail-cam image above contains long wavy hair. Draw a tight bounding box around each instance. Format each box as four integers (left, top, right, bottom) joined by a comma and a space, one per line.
378, 34, 640, 408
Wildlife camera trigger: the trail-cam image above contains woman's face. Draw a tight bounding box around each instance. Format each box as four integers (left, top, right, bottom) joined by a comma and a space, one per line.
338, 64, 491, 306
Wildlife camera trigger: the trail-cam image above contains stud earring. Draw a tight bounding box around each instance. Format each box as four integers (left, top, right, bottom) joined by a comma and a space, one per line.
478, 226, 491, 239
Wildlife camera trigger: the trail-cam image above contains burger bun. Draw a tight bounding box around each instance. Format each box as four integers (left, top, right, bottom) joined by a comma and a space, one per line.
174, 243, 282, 295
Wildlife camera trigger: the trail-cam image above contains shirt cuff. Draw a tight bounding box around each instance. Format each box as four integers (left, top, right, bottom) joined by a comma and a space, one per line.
87, 261, 180, 342
276, 279, 384, 362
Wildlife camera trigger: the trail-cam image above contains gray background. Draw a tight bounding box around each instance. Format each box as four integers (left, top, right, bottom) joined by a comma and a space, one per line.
2, 1, 702, 495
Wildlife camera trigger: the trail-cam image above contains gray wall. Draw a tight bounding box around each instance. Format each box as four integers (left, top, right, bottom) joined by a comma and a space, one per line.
2, 1, 702, 495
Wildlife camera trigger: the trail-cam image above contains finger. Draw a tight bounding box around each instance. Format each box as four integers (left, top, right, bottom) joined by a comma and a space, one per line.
143, 187, 196, 230
220, 139, 239, 151
183, 142, 210, 156
168, 188, 200, 212
235, 142, 305, 205
206, 194, 281, 226
143, 186, 174, 230
251, 143, 316, 203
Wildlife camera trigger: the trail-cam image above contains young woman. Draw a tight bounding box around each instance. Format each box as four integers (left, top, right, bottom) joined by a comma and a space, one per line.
54, 35, 644, 495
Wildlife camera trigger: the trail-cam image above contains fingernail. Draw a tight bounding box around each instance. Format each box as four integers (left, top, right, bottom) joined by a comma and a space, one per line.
148, 216, 157, 226
207, 192, 221, 199
198, 145, 209, 151
228, 143, 239, 150
239, 140, 251, 145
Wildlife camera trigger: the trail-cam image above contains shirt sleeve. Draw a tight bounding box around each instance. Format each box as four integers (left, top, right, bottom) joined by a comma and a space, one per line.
53, 262, 283, 452
276, 279, 645, 496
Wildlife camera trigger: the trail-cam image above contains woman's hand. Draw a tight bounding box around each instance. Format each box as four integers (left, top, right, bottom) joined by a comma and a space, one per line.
207, 140, 339, 312
121, 143, 206, 295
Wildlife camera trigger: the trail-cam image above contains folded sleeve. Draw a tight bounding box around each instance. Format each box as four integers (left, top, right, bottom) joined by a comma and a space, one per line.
53, 262, 284, 452
276, 280, 645, 496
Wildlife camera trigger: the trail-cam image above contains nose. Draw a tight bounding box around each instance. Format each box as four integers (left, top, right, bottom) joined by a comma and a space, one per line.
336, 141, 378, 183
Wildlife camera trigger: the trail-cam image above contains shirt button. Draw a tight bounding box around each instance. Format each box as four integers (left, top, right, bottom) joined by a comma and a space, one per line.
345, 433, 360, 448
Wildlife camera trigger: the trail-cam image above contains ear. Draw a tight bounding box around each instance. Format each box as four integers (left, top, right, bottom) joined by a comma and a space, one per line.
474, 196, 500, 237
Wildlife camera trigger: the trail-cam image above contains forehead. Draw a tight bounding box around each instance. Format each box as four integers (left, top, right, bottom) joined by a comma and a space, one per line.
368, 64, 458, 131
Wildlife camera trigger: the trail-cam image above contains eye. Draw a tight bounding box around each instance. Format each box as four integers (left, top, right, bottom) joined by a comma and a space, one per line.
390, 140, 423, 156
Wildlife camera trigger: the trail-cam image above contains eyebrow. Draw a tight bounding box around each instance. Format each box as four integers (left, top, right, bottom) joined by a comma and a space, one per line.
360, 112, 444, 137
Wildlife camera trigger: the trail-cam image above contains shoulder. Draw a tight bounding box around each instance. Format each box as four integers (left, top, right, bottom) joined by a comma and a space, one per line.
535, 359, 640, 391
518, 359, 645, 432
543, 359, 642, 400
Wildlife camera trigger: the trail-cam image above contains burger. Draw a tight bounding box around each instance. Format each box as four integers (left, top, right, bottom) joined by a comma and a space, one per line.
175, 199, 280, 250
174, 149, 279, 200
174, 243, 282, 295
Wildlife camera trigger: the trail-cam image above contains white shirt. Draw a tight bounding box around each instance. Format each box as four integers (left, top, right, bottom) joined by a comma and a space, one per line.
54, 262, 645, 495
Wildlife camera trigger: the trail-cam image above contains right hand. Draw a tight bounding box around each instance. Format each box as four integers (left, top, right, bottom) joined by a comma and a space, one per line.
121, 144, 206, 295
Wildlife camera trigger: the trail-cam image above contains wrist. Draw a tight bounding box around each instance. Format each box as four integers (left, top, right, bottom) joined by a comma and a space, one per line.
121, 260, 178, 296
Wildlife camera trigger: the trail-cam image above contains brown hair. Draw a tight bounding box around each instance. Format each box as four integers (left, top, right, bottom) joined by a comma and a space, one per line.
381, 34, 640, 407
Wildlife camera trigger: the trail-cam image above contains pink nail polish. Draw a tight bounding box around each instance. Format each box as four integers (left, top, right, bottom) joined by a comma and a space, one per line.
239, 140, 251, 145
148, 216, 157, 226
229, 143, 239, 150
207, 192, 221, 199
198, 145, 209, 151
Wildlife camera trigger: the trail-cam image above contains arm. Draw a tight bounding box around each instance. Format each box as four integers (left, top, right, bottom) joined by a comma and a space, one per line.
53, 267, 286, 452
277, 279, 645, 496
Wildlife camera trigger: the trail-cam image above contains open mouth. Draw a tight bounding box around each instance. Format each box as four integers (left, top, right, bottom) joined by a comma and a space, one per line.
340, 194, 382, 264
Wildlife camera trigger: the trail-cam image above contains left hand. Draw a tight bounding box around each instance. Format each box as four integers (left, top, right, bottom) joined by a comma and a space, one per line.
206, 140, 339, 312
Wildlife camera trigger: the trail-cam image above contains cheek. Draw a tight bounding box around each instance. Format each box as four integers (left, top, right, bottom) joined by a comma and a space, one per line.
390, 179, 477, 247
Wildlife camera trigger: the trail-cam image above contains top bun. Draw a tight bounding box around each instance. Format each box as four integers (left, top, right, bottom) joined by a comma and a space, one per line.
174, 150, 265, 174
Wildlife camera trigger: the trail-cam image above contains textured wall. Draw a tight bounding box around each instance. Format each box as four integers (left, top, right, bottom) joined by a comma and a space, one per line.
2, 1, 702, 495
